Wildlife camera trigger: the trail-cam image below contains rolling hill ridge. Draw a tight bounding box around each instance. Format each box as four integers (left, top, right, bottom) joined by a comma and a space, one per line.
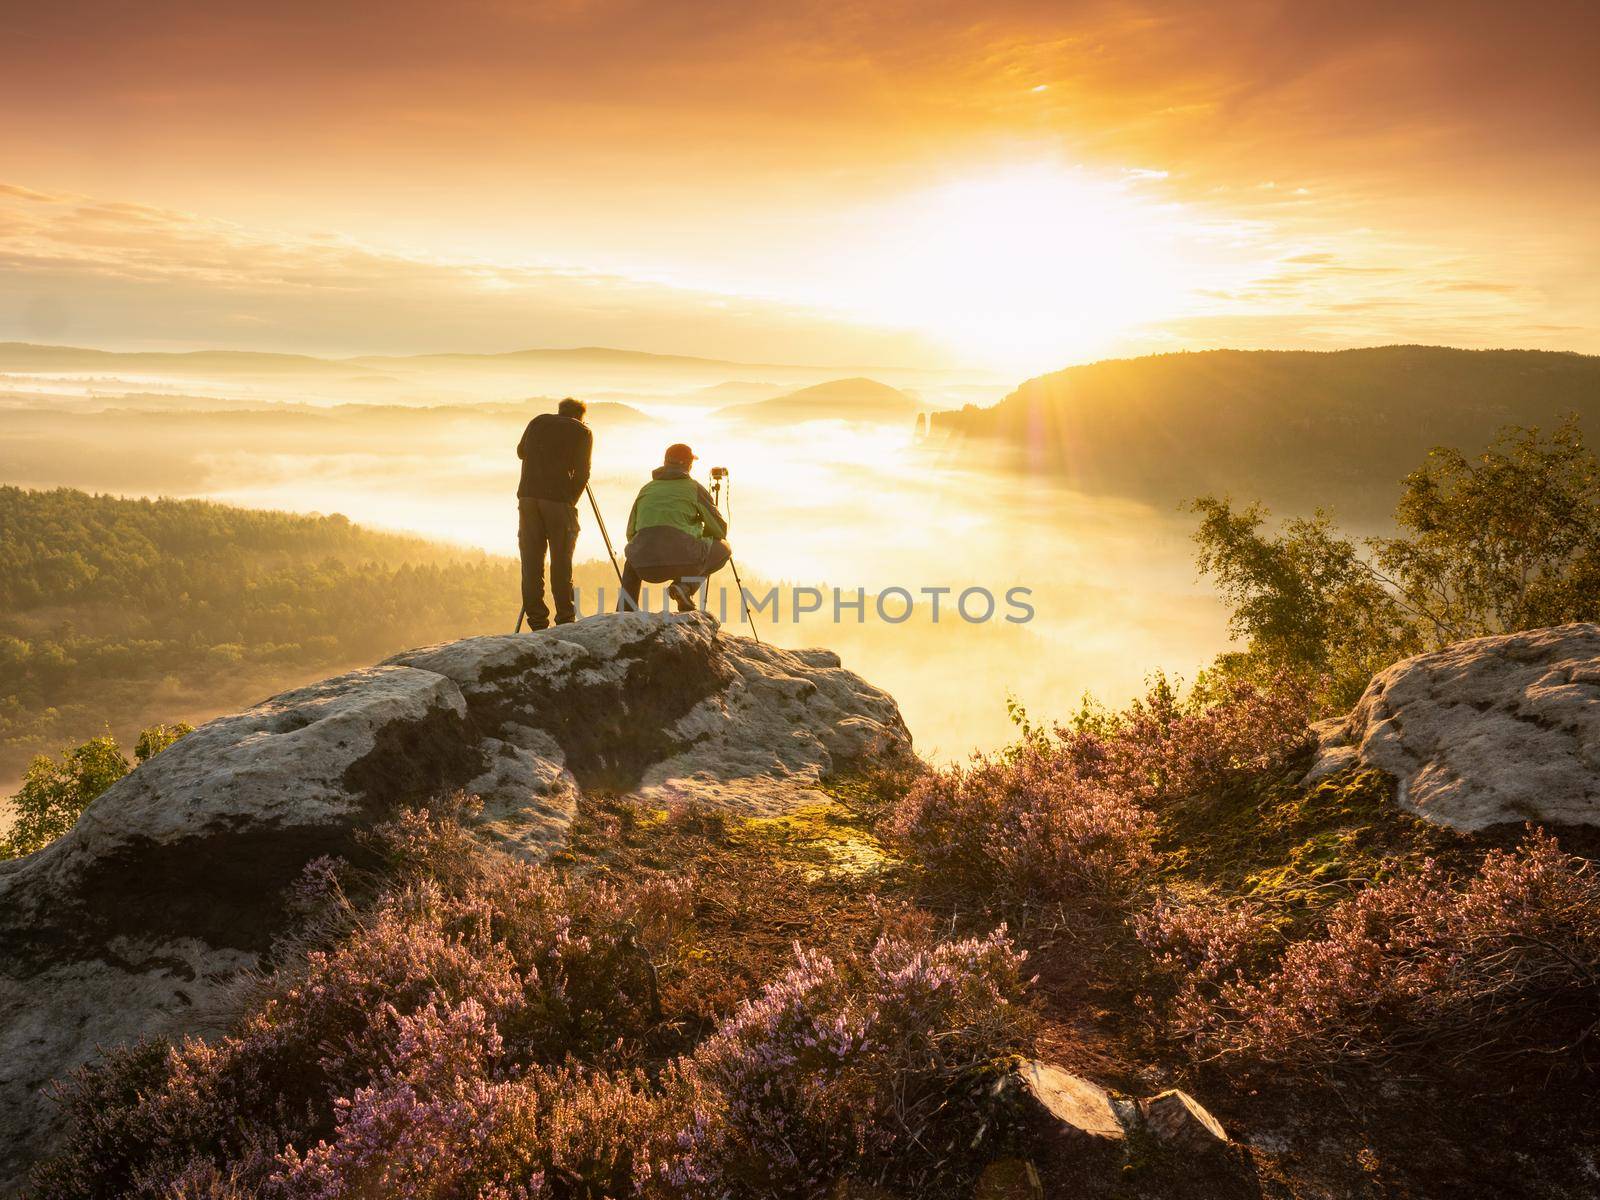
931, 345, 1600, 519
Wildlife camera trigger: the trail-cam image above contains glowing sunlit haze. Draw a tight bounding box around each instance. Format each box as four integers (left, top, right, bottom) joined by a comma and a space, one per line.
3, 0, 1599, 763
5, 0, 1598, 369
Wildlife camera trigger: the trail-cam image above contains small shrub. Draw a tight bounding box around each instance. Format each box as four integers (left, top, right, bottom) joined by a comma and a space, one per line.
892, 676, 1311, 909
1060, 671, 1314, 805
39, 809, 694, 1198
1132, 891, 1278, 1038
892, 751, 1156, 908
667, 928, 1029, 1197
135, 722, 193, 762
3, 723, 195, 859
1, 734, 129, 858
274, 996, 693, 1198
663, 800, 729, 843
1134, 891, 1276, 989
1161, 829, 1600, 1072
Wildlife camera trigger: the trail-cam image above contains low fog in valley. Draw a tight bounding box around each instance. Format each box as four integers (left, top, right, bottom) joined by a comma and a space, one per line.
0, 345, 1232, 788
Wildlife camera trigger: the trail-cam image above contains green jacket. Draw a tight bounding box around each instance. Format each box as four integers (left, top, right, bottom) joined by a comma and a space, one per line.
626, 465, 728, 546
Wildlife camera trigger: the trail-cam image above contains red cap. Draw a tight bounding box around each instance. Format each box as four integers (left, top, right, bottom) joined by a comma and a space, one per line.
664, 443, 696, 466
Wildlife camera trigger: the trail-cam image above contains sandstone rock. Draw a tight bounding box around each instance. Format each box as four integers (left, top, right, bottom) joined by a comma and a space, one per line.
1005, 1060, 1127, 1145
1308, 623, 1600, 830
0, 611, 910, 1191
1136, 1089, 1229, 1155
1302, 716, 1359, 783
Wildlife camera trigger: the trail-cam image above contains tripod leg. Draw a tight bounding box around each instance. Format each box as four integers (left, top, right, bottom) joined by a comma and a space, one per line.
585, 483, 625, 589
727, 558, 760, 644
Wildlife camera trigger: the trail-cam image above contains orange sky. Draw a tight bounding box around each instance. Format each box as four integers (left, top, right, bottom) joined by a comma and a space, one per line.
2, 0, 1597, 371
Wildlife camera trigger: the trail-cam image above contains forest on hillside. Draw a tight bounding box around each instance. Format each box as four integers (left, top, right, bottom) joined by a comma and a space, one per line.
930, 346, 1600, 520
0, 487, 620, 782
0, 485, 1054, 788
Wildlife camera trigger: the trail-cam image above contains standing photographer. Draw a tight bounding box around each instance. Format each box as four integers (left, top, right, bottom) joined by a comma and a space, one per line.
619, 443, 730, 612
516, 397, 592, 628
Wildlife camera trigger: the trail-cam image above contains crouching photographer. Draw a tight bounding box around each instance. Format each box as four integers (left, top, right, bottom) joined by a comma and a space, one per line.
618, 443, 731, 612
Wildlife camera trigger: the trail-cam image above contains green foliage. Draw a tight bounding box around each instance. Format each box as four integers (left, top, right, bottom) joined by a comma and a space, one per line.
1376, 418, 1600, 642
1001, 691, 1051, 759
1192, 419, 1600, 712
2, 736, 128, 858
134, 722, 193, 763
2, 724, 191, 859
0, 487, 611, 774
1190, 499, 1419, 709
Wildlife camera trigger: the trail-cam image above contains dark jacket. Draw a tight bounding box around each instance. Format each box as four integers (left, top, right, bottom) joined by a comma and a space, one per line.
517, 413, 592, 503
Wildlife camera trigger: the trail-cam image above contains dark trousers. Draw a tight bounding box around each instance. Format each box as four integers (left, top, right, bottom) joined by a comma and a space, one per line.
519, 498, 579, 627
620, 537, 732, 612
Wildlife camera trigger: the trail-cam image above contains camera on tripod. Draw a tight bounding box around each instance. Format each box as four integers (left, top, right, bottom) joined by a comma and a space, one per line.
710, 466, 728, 480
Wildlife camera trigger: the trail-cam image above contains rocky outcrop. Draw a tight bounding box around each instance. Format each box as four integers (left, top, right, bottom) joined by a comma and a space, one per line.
1307, 623, 1600, 830
1005, 1060, 1127, 1146
0, 611, 910, 1191
998, 1062, 1238, 1189
1138, 1089, 1229, 1155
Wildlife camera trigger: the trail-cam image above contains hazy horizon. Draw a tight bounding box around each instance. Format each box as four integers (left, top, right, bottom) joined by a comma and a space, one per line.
0, 347, 1236, 777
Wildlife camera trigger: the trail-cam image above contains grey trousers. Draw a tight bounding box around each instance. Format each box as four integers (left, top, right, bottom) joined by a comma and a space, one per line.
620, 528, 732, 611
519, 498, 579, 626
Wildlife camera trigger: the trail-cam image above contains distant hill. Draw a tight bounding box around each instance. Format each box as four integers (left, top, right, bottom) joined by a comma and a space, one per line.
0, 341, 867, 380
505, 399, 655, 425
0, 343, 369, 378
718, 377, 920, 423
696, 380, 786, 403
347, 346, 760, 371
930, 346, 1600, 520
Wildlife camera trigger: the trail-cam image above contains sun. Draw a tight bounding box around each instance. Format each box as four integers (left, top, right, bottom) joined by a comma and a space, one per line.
825, 162, 1242, 373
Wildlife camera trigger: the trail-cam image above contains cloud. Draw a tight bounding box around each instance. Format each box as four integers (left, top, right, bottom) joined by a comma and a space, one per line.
5, 2, 1597, 198
1433, 280, 1524, 294
0, 183, 63, 202
1, 2, 1597, 369
0, 182, 945, 363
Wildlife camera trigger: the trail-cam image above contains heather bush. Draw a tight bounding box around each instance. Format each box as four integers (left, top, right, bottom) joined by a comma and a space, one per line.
1060, 671, 1314, 804
668, 928, 1029, 1197
1134, 890, 1276, 993
1133, 891, 1278, 1042
892, 675, 1311, 908
1152, 830, 1600, 1072
891, 750, 1156, 907
274, 1004, 687, 1199
39, 807, 693, 1199
40, 805, 1031, 1200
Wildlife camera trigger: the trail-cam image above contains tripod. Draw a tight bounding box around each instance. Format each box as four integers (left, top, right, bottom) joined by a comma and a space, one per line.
710, 471, 761, 645
515, 483, 626, 633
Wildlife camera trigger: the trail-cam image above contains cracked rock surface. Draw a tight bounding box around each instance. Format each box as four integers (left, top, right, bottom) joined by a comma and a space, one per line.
1308, 623, 1600, 830
0, 611, 910, 1190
